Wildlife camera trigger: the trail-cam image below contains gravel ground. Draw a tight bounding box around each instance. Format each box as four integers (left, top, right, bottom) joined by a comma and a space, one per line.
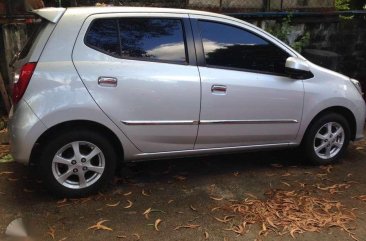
1, 140, 366, 241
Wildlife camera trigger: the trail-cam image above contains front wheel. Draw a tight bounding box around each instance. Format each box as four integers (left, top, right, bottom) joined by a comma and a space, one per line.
303, 113, 350, 165
38, 130, 117, 197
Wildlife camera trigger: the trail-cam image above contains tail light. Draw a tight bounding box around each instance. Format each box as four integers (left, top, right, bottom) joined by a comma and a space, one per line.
12, 62, 37, 105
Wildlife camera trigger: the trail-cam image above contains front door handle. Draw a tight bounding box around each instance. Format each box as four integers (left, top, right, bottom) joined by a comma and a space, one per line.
211, 85, 227, 94
98, 77, 118, 87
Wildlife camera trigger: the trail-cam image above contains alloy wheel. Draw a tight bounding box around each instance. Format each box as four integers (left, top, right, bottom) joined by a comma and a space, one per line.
313, 122, 345, 160
51, 141, 105, 189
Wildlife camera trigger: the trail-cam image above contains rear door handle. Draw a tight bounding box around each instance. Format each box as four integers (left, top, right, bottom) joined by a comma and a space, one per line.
98, 77, 118, 87
211, 85, 227, 94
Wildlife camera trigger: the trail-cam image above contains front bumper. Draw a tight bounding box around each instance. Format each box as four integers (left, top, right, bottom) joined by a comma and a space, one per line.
8, 100, 47, 164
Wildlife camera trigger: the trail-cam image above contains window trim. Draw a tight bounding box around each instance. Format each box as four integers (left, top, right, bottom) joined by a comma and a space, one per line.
192, 19, 292, 77
84, 17, 191, 66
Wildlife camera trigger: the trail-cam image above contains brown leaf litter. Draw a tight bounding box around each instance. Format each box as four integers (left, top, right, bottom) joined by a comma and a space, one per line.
87, 220, 113, 231
216, 189, 357, 239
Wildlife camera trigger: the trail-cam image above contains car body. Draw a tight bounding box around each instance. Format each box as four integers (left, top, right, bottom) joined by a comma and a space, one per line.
8, 7, 365, 196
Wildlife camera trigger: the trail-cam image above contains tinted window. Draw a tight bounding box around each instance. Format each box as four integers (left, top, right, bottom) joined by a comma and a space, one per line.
118, 18, 186, 63
198, 21, 290, 74
85, 19, 120, 56
19, 20, 47, 60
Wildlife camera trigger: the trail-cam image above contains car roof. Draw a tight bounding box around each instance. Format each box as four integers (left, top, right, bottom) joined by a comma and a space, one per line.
34, 6, 242, 23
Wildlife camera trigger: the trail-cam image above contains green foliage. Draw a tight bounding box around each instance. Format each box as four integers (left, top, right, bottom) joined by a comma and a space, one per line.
266, 15, 310, 53
335, 0, 351, 10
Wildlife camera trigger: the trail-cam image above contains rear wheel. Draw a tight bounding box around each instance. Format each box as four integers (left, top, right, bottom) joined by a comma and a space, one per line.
39, 130, 117, 197
303, 113, 350, 165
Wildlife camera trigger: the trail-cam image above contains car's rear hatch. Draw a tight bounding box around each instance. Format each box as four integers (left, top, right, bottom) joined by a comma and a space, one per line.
10, 8, 66, 105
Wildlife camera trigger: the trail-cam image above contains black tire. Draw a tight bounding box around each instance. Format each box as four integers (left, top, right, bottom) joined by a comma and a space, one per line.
303, 112, 350, 165
38, 129, 117, 197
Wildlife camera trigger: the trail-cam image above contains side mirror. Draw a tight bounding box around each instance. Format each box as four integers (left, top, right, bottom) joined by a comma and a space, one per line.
285, 57, 314, 79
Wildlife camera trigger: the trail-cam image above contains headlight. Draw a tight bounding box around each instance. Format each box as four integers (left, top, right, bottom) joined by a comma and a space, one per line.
350, 78, 363, 96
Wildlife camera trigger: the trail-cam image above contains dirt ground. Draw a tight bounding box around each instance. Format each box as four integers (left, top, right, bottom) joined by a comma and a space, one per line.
1, 140, 366, 241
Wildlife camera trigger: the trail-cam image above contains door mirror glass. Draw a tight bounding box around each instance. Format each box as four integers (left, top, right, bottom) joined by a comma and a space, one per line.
285, 57, 313, 79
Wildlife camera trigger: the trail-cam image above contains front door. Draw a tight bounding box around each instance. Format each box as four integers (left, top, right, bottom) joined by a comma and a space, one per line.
192, 18, 304, 149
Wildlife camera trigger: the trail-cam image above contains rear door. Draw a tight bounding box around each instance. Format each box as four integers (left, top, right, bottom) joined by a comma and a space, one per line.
73, 13, 200, 153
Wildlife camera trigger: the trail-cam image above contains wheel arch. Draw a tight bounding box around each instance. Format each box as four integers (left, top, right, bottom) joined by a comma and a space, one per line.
29, 120, 124, 166
302, 106, 356, 143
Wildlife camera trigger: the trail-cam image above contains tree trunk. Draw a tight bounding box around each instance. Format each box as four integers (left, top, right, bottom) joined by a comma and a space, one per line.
0, 73, 11, 114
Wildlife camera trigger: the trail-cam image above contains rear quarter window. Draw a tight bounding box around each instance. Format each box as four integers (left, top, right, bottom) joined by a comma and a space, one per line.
18, 20, 48, 60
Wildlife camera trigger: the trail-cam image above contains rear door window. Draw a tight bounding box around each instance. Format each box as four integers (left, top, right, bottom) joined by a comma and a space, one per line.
85, 17, 187, 64
118, 18, 186, 63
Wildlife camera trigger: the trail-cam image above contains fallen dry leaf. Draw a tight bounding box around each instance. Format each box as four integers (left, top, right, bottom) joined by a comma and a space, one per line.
154, 219, 162, 231
355, 195, 366, 202
106, 201, 120, 207
258, 222, 267, 236
47, 226, 56, 240
271, 164, 283, 168
142, 189, 150, 196
204, 231, 209, 239
0, 171, 13, 175
209, 196, 224, 201
174, 175, 187, 181
87, 220, 113, 231
124, 200, 133, 209
211, 207, 221, 212
132, 233, 140, 240
168, 199, 174, 204
123, 191, 132, 196
281, 172, 292, 177
214, 216, 234, 223
319, 165, 333, 174
174, 224, 200, 230
245, 193, 257, 199
281, 181, 291, 187
190, 205, 197, 211
143, 208, 152, 219
8, 178, 19, 181
57, 198, 67, 204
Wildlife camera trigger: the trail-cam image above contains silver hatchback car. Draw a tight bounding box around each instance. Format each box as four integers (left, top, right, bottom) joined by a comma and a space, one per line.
9, 7, 365, 196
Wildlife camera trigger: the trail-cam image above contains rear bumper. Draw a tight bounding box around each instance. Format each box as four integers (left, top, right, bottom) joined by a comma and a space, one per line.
8, 100, 47, 164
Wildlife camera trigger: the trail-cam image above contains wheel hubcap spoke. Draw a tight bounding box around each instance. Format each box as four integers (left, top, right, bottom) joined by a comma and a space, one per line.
71, 142, 82, 160
85, 148, 101, 162
85, 165, 104, 174
78, 172, 87, 188
53, 155, 72, 166
315, 133, 327, 140
325, 146, 332, 158
333, 128, 343, 138
315, 142, 327, 153
326, 123, 332, 135
56, 169, 73, 184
